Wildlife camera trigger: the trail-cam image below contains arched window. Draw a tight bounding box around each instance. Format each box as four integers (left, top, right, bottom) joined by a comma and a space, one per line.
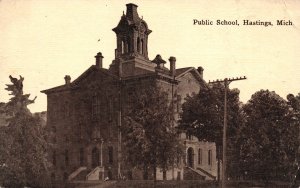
187, 147, 194, 168
92, 95, 100, 118
208, 150, 212, 165
137, 37, 141, 53
198, 149, 202, 165
121, 41, 125, 54
141, 39, 144, 54
127, 39, 131, 53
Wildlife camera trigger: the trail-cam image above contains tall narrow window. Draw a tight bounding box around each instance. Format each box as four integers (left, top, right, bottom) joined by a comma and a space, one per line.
64, 102, 69, 118
127, 170, 132, 180
127, 38, 131, 53
137, 37, 141, 53
52, 126, 56, 133
141, 39, 144, 54
52, 150, 56, 166
92, 95, 101, 119
108, 99, 113, 121
208, 150, 212, 165
108, 146, 113, 164
65, 134, 69, 143
79, 148, 84, 166
198, 149, 202, 165
65, 149, 69, 166
51, 173, 55, 181
78, 122, 83, 140
121, 41, 125, 54
63, 172, 68, 181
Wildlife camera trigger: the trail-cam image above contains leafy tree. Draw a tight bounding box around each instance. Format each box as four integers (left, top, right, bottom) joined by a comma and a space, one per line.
122, 84, 183, 180
286, 93, 300, 185
240, 90, 299, 182
0, 75, 51, 187
179, 83, 244, 180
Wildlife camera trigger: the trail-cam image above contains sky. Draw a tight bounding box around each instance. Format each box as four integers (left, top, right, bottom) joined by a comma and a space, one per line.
0, 0, 299, 112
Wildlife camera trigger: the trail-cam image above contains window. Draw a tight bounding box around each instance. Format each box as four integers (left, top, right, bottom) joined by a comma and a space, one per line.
163, 171, 167, 180
65, 135, 69, 143
121, 41, 125, 54
92, 95, 100, 118
108, 146, 113, 164
108, 99, 113, 121
137, 37, 141, 53
52, 126, 56, 133
64, 102, 70, 118
79, 148, 84, 166
198, 149, 202, 165
63, 172, 68, 181
92, 94, 107, 120
127, 170, 132, 180
52, 150, 56, 166
78, 123, 83, 140
208, 150, 212, 165
127, 91, 135, 108
143, 169, 148, 180
127, 38, 131, 53
51, 173, 55, 181
65, 149, 69, 166
141, 39, 144, 54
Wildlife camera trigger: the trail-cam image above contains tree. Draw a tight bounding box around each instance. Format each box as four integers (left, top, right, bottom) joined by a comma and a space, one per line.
179, 83, 244, 180
286, 93, 300, 186
240, 90, 299, 182
122, 84, 183, 180
0, 75, 51, 187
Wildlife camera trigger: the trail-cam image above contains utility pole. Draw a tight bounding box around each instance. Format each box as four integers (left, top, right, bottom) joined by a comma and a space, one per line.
118, 78, 122, 180
209, 76, 246, 188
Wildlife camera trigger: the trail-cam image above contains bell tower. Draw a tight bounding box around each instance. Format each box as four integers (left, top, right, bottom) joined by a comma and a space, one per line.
112, 3, 152, 60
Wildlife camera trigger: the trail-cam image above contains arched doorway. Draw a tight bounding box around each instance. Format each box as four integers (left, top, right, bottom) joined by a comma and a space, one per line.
187, 147, 194, 168
92, 147, 99, 167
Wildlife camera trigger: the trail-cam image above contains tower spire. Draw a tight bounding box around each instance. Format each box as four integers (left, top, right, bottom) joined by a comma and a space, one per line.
112, 4, 152, 60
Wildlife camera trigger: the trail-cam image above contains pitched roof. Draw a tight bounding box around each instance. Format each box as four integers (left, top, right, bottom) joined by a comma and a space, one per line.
175, 67, 194, 77
41, 65, 118, 94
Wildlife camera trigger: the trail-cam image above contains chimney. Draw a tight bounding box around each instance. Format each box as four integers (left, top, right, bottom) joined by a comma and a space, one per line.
197, 66, 204, 79
95, 52, 104, 68
169, 56, 176, 76
64, 75, 71, 85
126, 3, 139, 21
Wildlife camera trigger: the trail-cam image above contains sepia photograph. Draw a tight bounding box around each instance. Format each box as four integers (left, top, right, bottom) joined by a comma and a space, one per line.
0, 0, 300, 187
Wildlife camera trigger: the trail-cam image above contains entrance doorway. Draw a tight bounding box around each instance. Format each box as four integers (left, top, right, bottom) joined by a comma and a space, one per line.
187, 147, 194, 168
92, 147, 99, 167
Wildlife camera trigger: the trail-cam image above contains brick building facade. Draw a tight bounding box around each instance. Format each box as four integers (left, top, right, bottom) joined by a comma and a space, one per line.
42, 3, 217, 183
